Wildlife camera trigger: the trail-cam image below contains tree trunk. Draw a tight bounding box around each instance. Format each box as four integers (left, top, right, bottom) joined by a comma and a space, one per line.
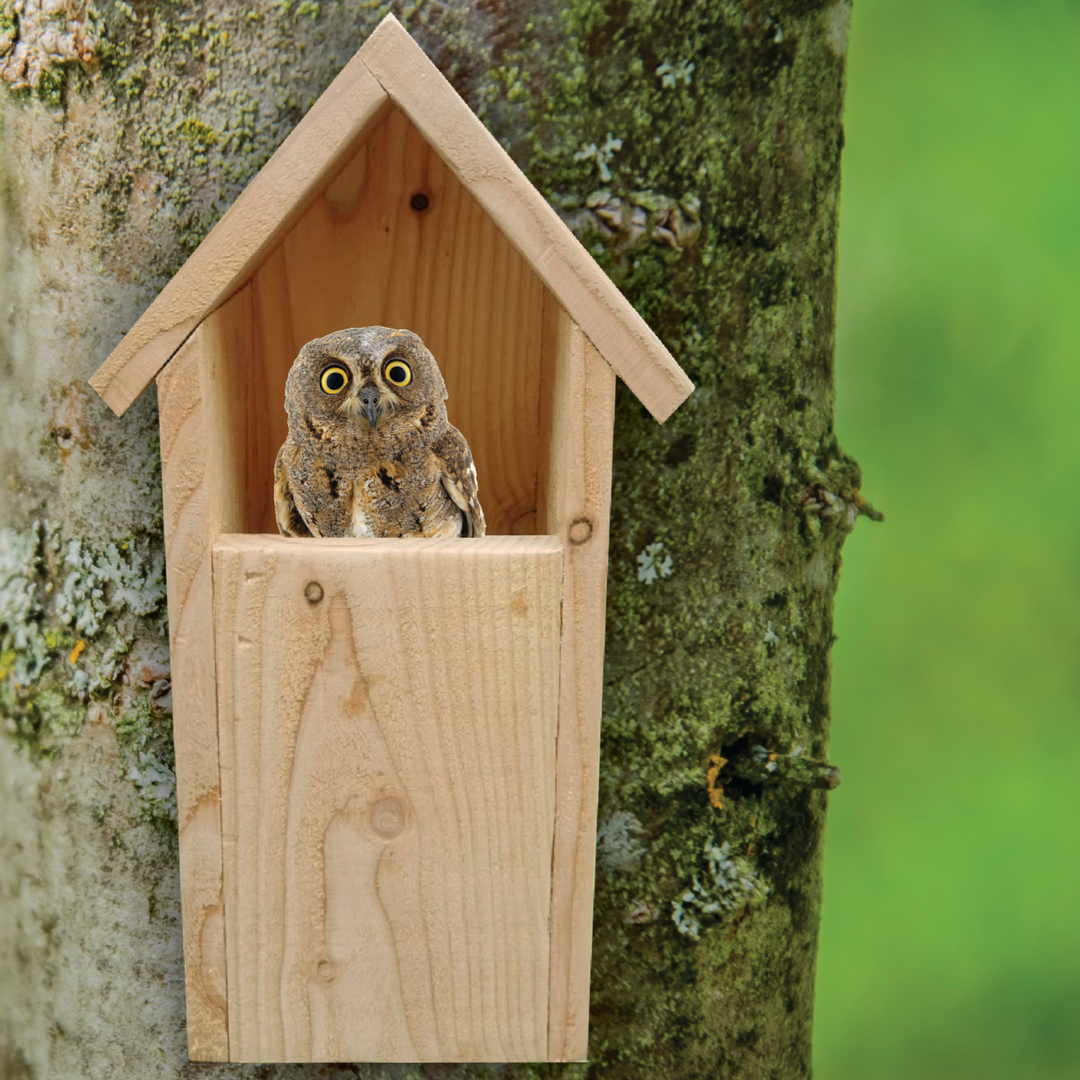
0, 2, 865, 1077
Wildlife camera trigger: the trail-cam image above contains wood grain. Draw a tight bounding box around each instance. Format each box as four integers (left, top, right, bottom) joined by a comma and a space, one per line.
155, 328, 230, 1060
358, 15, 693, 423
90, 60, 392, 415
212, 533, 563, 1062
538, 301, 616, 1061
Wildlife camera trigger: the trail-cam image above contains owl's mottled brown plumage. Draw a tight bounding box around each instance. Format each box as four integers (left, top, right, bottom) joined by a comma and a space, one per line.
274, 327, 485, 539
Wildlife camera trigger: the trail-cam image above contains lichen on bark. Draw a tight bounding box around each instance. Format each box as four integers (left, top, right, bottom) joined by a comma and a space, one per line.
0, 2, 870, 1077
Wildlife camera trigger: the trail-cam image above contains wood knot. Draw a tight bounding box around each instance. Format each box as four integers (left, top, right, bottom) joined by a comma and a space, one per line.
369, 795, 408, 840
304, 581, 324, 605
568, 517, 594, 546
316, 960, 335, 981
410, 192, 430, 212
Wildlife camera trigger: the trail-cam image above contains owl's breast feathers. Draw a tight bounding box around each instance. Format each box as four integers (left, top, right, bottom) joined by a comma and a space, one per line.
275, 420, 485, 539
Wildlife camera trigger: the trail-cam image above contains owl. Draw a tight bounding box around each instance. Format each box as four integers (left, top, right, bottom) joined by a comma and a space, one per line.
274, 327, 486, 539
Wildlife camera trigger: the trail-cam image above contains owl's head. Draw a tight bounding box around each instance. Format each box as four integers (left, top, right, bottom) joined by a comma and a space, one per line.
284, 326, 449, 433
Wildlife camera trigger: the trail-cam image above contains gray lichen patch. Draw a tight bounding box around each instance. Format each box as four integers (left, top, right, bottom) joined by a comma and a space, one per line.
555, 189, 703, 274
597, 809, 649, 874
671, 837, 769, 940
0, 520, 173, 825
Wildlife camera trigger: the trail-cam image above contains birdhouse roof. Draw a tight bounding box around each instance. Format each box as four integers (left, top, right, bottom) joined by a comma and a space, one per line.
89, 14, 693, 422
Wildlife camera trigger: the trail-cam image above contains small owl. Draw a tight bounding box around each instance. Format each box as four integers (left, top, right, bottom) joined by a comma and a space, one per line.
274, 327, 486, 539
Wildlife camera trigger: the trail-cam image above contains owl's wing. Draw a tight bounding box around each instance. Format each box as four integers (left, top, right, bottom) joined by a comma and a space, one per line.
274, 444, 317, 537
432, 427, 486, 538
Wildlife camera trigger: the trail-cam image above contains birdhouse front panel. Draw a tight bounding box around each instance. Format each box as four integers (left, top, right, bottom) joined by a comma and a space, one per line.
212, 534, 562, 1061
95, 13, 693, 1066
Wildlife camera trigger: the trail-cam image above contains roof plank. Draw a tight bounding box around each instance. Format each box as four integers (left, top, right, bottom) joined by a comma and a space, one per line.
91, 58, 392, 415
358, 17, 693, 422
90, 14, 693, 422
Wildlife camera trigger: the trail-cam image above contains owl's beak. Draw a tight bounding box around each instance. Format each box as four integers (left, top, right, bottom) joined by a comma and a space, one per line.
357, 384, 381, 429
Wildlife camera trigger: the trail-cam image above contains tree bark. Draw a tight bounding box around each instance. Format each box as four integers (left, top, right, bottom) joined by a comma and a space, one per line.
0, 2, 865, 1077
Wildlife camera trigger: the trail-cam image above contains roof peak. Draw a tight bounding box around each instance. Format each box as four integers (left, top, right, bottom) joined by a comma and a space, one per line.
90, 13, 692, 422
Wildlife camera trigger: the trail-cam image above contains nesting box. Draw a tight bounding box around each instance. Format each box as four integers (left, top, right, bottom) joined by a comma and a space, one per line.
90, 15, 691, 1065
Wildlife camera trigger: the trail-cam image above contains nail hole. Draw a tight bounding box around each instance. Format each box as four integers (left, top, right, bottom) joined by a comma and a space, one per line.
304, 581, 324, 605
568, 517, 593, 546
410, 192, 429, 212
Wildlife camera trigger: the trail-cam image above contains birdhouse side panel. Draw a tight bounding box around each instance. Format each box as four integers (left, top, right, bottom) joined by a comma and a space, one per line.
199, 285, 283, 534
155, 328, 230, 1061
538, 301, 616, 1061
211, 534, 562, 1063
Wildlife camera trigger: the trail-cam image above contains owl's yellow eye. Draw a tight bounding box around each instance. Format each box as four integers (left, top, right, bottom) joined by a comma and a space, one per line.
384, 359, 412, 387
320, 366, 349, 394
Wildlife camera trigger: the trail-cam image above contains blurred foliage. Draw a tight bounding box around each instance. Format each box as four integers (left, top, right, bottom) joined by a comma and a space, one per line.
814, 0, 1080, 1077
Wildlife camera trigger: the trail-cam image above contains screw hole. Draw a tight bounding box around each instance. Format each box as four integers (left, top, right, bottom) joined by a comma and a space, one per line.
410, 192, 430, 212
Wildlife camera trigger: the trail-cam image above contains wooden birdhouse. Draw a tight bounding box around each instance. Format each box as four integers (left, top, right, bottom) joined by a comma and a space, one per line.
90, 14, 691, 1065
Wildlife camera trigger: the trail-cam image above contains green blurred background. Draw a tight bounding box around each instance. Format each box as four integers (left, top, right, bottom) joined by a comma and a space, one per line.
814, 0, 1080, 1076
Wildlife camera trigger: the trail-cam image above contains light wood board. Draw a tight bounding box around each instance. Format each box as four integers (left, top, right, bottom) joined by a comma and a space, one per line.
212, 533, 563, 1062
155, 327, 230, 1060
538, 305, 616, 1060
